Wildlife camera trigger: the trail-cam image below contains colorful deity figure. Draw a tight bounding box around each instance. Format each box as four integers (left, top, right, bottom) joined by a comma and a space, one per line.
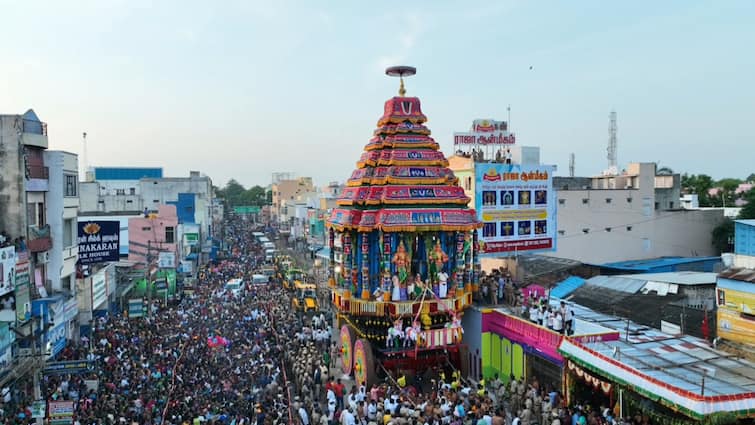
392, 240, 410, 283
428, 239, 449, 282
386, 318, 404, 349
404, 320, 423, 348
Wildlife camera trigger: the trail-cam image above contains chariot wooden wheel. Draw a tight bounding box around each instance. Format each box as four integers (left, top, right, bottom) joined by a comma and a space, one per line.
340, 324, 356, 375
353, 338, 376, 387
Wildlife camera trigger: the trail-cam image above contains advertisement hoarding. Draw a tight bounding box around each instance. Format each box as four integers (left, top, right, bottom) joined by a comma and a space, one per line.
454, 119, 515, 146
0, 247, 16, 297
158, 252, 176, 268
475, 163, 556, 255
92, 270, 107, 310
77, 221, 120, 264
15, 258, 31, 323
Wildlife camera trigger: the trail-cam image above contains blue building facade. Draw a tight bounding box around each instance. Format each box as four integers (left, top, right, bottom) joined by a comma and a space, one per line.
734, 219, 755, 256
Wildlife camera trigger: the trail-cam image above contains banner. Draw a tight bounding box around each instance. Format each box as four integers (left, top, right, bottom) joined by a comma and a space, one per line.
77, 221, 119, 264
43, 360, 95, 375
128, 298, 144, 318
475, 163, 556, 255
48, 400, 74, 423
15, 259, 31, 323
158, 252, 176, 268
0, 247, 16, 297
454, 119, 515, 146
92, 270, 107, 310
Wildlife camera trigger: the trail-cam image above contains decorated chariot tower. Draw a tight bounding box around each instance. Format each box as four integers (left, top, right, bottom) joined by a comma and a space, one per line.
326, 67, 481, 386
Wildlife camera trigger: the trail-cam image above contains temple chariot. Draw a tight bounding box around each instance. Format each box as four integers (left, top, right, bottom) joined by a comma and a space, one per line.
326, 67, 482, 387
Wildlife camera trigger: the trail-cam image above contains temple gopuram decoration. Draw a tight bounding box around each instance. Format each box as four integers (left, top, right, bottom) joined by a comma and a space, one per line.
327, 66, 481, 386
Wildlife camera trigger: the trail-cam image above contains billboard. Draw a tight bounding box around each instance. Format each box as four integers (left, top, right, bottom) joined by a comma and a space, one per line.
454, 119, 516, 146
475, 163, 556, 255
158, 252, 176, 268
77, 221, 120, 264
0, 247, 16, 297
15, 258, 31, 323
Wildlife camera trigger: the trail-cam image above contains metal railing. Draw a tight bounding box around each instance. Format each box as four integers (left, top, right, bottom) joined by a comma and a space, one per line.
26, 165, 49, 180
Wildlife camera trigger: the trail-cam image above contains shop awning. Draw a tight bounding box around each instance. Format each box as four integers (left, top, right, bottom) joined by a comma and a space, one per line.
559, 338, 755, 419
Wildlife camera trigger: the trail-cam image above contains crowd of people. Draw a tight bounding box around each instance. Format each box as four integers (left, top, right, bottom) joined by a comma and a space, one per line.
0, 216, 654, 424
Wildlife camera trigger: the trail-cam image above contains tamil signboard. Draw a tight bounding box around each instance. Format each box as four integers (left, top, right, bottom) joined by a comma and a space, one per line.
475, 163, 556, 255
77, 221, 120, 264
454, 119, 515, 146
184, 233, 199, 246
43, 360, 95, 375
0, 247, 16, 297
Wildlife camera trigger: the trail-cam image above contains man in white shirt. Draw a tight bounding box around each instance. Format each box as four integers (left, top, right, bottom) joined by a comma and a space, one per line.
438, 272, 449, 298
299, 405, 310, 425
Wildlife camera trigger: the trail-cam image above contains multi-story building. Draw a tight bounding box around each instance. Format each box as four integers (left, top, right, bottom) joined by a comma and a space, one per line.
0, 110, 81, 385
79, 168, 215, 263
271, 176, 314, 224
450, 153, 726, 263
716, 219, 755, 357
44, 151, 79, 295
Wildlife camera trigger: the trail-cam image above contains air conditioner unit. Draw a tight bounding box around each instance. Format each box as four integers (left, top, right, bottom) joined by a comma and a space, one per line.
36, 251, 50, 264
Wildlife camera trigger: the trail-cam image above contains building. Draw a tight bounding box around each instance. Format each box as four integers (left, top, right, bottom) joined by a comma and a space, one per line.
128, 205, 180, 302
471, 301, 755, 422
270, 175, 314, 224
715, 219, 755, 357
79, 168, 215, 263
0, 110, 82, 387
43, 151, 80, 295
565, 271, 718, 339
451, 155, 727, 264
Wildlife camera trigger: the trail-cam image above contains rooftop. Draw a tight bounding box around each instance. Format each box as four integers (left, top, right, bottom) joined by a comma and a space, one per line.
556, 300, 755, 399
597, 256, 721, 272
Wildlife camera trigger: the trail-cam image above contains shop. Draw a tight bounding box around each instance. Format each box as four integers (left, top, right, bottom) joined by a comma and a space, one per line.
559, 338, 755, 423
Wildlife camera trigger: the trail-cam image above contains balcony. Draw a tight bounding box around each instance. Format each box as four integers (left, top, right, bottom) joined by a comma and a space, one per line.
331, 286, 473, 318
27, 225, 52, 253
26, 165, 49, 180
21, 120, 48, 149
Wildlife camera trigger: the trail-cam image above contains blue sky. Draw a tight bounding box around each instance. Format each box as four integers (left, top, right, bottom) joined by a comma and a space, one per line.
1, 1, 753, 188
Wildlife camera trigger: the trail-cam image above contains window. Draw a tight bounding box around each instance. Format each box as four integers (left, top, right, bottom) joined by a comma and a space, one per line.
717, 289, 725, 306
558, 230, 565, 235
37, 202, 45, 227
669, 201, 674, 209
115, 189, 125, 195
654, 202, 659, 210
129, 187, 136, 195
165, 226, 175, 243
63, 218, 73, 247
627, 197, 633, 203
626, 225, 633, 231
153, 199, 159, 203
558, 199, 565, 205
582, 198, 589, 204
126, 200, 133, 203
582, 228, 590, 234
64, 174, 77, 197
142, 227, 151, 231
465, 177, 472, 191
605, 198, 612, 204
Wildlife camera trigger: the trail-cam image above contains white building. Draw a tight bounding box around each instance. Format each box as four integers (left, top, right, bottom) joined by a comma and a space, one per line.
550, 163, 725, 263
43, 151, 80, 294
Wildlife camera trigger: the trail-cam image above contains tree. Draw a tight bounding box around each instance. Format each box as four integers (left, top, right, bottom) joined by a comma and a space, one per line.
739, 189, 755, 219
656, 166, 673, 175
746, 173, 755, 183
711, 219, 734, 254
681, 173, 715, 206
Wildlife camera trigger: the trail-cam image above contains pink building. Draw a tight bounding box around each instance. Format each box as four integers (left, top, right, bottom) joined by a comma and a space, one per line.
128, 205, 178, 267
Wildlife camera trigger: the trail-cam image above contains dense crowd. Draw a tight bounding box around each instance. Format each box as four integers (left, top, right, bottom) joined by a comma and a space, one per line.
0, 216, 654, 424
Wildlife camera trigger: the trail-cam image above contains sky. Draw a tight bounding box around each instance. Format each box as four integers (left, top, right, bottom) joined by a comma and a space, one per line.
1, 0, 754, 189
